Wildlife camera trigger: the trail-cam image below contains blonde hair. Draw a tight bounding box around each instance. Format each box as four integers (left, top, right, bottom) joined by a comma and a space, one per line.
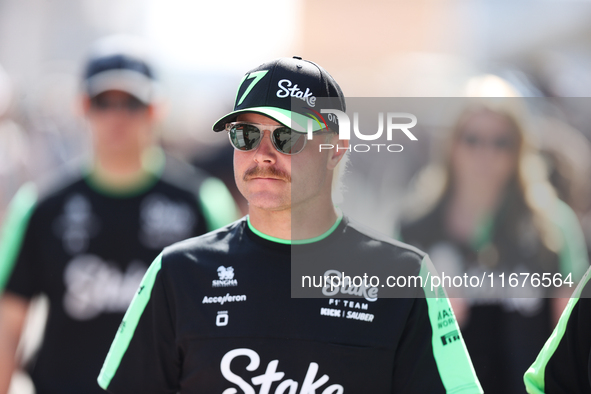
331, 148, 349, 204
323, 131, 349, 205
406, 76, 561, 252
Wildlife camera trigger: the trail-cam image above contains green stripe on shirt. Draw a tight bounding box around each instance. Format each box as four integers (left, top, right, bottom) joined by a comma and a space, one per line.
552, 200, 589, 281
0, 183, 38, 292
420, 256, 483, 394
97, 253, 163, 390
524, 267, 591, 393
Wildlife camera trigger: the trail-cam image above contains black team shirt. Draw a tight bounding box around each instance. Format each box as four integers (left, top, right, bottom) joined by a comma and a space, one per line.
99, 216, 483, 394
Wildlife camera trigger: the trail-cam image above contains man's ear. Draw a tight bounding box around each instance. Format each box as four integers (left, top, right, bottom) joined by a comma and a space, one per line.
147, 99, 167, 122
327, 133, 349, 170
79, 95, 91, 117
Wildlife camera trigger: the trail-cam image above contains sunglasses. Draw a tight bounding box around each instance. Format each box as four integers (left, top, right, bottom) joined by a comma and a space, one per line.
460, 133, 515, 151
226, 122, 333, 155
90, 96, 148, 113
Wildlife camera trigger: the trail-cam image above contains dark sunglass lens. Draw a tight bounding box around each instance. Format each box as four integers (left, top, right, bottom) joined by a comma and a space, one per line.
231, 124, 261, 151
494, 137, 513, 150
273, 127, 305, 154
90, 96, 147, 112
126, 97, 147, 112
462, 134, 480, 147
91, 97, 109, 110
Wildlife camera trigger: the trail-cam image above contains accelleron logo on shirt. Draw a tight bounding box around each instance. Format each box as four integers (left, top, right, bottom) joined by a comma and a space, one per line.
202, 293, 246, 305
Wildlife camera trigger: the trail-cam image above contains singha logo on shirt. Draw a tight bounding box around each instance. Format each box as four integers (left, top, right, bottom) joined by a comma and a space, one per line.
139, 194, 195, 249
219, 266, 234, 280
53, 194, 100, 254
213, 266, 238, 288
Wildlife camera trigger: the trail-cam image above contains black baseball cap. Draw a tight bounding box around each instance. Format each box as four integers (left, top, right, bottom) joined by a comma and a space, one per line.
83, 36, 157, 104
212, 56, 345, 133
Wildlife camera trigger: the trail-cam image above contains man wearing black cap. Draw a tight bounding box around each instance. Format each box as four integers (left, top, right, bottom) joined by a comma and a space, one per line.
0, 36, 238, 394
99, 57, 482, 393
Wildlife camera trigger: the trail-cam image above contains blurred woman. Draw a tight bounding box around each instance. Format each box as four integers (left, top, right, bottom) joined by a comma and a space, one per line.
400, 76, 588, 393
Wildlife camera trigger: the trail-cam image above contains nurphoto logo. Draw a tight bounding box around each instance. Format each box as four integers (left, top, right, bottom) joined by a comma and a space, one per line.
305, 110, 418, 153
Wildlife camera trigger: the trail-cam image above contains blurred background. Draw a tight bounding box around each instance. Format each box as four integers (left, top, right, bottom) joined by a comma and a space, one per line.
3, 0, 591, 221
0, 0, 591, 222
3, 2, 591, 393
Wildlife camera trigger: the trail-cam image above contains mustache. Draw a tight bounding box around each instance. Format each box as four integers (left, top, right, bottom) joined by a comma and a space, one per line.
243, 165, 291, 183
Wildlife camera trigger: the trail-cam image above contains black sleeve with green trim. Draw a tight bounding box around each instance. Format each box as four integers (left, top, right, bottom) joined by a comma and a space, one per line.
98, 253, 180, 394
392, 295, 447, 392
524, 267, 591, 393
393, 256, 483, 394
0, 182, 39, 296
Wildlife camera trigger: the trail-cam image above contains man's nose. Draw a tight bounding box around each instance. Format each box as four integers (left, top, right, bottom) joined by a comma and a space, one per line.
254, 129, 278, 164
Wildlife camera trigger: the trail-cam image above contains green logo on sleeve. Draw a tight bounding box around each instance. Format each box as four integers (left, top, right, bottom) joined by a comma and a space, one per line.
441, 330, 460, 346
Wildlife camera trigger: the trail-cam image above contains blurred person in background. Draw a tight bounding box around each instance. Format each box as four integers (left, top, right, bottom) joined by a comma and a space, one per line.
523, 112, 591, 394
536, 117, 591, 262
400, 75, 589, 393
0, 35, 238, 394
0, 63, 32, 224
192, 144, 249, 215
538, 118, 591, 216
